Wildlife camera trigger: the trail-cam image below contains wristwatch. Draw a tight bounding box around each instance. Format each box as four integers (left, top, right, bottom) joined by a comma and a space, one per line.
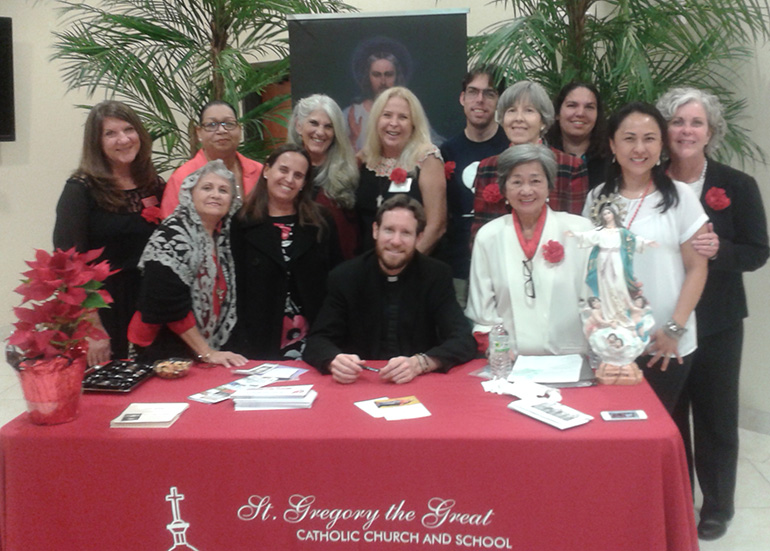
663, 319, 687, 340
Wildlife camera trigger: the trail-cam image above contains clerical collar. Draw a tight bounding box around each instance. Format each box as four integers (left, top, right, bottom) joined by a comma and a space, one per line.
387, 275, 399, 283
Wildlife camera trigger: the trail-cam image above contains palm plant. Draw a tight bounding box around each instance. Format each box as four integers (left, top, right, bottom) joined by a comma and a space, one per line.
471, 0, 770, 165
51, 0, 354, 171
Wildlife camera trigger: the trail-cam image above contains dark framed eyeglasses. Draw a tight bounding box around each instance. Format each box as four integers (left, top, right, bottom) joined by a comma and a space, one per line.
464, 86, 498, 100
522, 258, 536, 299
200, 121, 239, 132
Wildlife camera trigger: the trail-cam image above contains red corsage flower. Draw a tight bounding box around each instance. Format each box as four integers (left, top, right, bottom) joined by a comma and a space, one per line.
705, 187, 731, 211
141, 205, 162, 224
482, 184, 503, 204
444, 161, 456, 180
390, 167, 408, 184
542, 240, 565, 264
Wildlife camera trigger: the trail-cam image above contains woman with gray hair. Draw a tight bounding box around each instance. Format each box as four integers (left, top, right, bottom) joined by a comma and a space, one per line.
470, 80, 589, 243
466, 144, 593, 355
657, 87, 769, 541
288, 94, 359, 258
128, 160, 247, 367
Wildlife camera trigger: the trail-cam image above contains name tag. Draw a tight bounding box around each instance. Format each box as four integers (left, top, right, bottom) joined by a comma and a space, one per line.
388, 177, 413, 193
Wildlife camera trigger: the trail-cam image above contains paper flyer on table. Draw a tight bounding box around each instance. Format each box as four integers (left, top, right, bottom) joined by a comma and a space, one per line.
232, 363, 308, 380
509, 354, 583, 383
354, 396, 389, 418
188, 374, 279, 404
355, 396, 430, 420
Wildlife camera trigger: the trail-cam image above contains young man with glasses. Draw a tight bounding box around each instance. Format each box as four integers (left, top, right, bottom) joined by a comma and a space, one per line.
440, 66, 509, 307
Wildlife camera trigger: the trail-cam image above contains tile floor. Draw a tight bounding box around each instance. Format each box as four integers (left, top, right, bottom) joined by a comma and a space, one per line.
1, 367, 769, 549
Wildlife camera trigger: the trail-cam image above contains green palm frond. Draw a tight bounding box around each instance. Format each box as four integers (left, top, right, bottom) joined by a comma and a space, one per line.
51, 0, 356, 171
475, 0, 770, 166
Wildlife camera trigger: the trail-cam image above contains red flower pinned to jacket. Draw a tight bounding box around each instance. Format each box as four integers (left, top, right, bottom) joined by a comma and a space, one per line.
542, 240, 565, 264
482, 184, 503, 204
444, 161, 456, 180
705, 187, 731, 210
141, 205, 162, 224
390, 167, 408, 184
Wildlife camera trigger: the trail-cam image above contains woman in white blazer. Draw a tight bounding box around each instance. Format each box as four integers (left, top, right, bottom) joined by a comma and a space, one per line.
466, 144, 593, 355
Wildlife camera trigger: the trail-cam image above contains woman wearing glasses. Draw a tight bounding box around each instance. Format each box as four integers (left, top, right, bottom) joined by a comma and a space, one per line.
466, 144, 593, 355
159, 100, 263, 218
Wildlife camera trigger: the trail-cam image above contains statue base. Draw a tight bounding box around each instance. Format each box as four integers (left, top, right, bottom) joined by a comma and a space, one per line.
596, 362, 643, 385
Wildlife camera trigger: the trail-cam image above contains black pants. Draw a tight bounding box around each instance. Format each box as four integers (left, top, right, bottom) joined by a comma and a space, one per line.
673, 323, 743, 522
639, 352, 694, 414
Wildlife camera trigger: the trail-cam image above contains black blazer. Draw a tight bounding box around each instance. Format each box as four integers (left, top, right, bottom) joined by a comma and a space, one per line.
229, 213, 342, 359
303, 250, 477, 372
696, 159, 769, 336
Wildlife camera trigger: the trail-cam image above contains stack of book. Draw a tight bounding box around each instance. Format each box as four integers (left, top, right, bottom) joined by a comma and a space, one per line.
110, 402, 189, 428
231, 384, 317, 411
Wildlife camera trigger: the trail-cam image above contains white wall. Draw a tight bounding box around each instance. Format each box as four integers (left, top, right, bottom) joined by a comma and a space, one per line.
2, 0, 769, 431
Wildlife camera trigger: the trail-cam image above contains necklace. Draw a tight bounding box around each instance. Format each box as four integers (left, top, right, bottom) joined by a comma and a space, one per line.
667, 158, 707, 184
624, 180, 653, 230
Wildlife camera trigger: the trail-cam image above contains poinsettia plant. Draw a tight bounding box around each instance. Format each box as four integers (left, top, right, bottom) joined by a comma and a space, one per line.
8, 248, 115, 362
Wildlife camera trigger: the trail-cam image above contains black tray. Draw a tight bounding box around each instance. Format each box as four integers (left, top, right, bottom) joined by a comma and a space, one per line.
83, 360, 154, 392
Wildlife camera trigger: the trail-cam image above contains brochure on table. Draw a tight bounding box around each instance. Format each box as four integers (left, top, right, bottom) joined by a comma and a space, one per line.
110, 402, 189, 428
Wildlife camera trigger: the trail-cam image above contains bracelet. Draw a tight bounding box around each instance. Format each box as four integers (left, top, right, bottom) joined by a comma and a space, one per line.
662, 319, 687, 340
415, 353, 429, 375
196, 351, 212, 363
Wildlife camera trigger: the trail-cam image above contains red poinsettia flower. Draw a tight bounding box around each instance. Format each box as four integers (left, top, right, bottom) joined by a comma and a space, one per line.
542, 240, 565, 264
390, 167, 408, 184
444, 161, 456, 180
141, 205, 162, 224
705, 187, 731, 210
9, 247, 116, 361
482, 184, 503, 204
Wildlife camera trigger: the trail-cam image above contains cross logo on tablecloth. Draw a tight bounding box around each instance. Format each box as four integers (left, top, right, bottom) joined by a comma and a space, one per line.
165, 486, 201, 551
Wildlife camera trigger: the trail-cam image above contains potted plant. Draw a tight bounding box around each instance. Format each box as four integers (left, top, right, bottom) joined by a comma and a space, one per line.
471, 0, 770, 165
6, 248, 113, 424
50, 0, 355, 171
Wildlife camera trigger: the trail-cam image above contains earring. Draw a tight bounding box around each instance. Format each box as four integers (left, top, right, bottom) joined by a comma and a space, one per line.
612, 155, 616, 164
656, 158, 661, 166
546, 197, 550, 203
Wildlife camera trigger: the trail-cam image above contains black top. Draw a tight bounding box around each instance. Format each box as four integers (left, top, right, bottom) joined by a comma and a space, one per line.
584, 152, 609, 190
694, 159, 769, 336
440, 126, 510, 278
355, 165, 424, 251
229, 211, 342, 360
303, 250, 477, 372
53, 176, 165, 358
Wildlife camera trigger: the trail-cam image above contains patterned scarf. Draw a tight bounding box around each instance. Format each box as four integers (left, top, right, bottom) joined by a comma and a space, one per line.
139, 162, 242, 349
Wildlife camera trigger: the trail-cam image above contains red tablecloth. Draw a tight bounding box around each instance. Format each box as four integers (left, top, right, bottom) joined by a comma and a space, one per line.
0, 360, 697, 551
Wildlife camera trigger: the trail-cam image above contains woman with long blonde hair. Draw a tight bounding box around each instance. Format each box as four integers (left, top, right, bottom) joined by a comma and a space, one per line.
356, 86, 446, 254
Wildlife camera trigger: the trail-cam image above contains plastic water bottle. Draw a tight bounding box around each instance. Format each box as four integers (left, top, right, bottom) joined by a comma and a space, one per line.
488, 322, 514, 381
